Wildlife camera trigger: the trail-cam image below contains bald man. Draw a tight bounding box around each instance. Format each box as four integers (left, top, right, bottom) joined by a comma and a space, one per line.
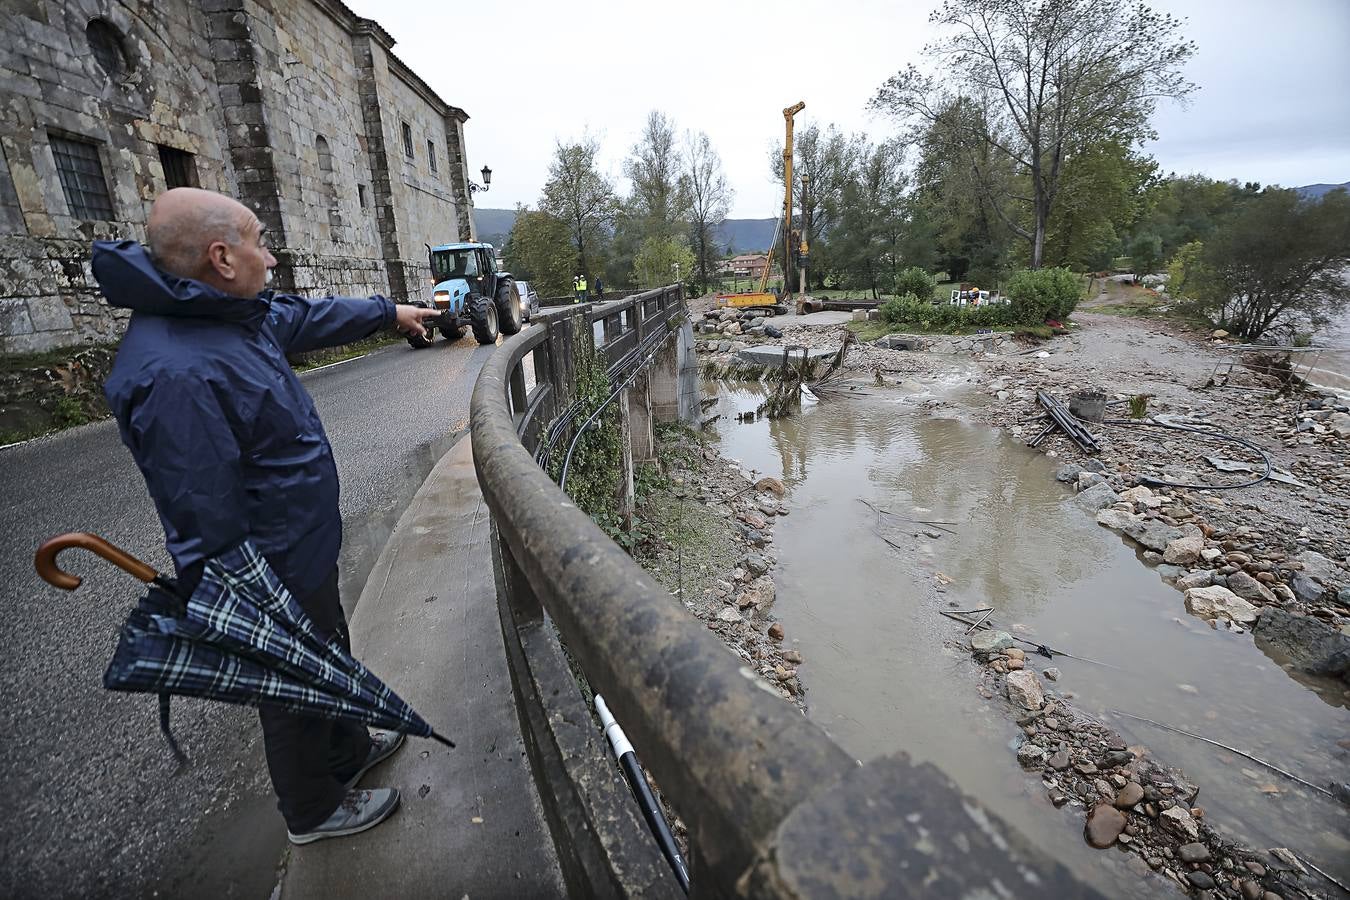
93, 188, 441, 844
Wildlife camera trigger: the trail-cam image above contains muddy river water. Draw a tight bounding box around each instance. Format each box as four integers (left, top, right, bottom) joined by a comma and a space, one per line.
708, 376, 1349, 897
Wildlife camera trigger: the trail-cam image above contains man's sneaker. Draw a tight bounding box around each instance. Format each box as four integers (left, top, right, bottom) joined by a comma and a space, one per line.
344, 730, 406, 789
287, 788, 400, 845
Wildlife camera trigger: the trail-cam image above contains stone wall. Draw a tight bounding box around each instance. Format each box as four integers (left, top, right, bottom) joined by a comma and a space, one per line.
0, 0, 232, 353
0, 0, 473, 354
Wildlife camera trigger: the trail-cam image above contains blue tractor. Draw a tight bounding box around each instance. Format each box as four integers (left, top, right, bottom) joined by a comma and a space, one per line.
408, 242, 525, 348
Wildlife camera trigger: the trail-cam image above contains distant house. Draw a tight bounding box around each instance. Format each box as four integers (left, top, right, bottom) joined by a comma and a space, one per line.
722, 253, 771, 280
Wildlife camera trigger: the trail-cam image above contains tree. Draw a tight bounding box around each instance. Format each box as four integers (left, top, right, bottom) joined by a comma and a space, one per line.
1127, 232, 1163, 276
1187, 188, 1350, 340
540, 137, 619, 276
633, 236, 696, 289
682, 130, 733, 293
910, 105, 1015, 285
1041, 140, 1157, 271
503, 207, 576, 298
872, 0, 1196, 267
827, 140, 909, 297
623, 111, 688, 242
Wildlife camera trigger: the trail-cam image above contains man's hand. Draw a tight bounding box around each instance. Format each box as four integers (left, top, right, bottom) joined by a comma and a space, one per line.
393, 304, 441, 339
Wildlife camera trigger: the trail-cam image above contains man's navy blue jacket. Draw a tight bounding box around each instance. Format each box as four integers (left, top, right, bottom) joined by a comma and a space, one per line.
94, 240, 395, 600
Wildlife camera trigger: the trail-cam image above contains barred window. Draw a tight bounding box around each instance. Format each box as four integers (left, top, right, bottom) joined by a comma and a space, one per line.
157, 144, 198, 189
51, 135, 114, 220
401, 122, 414, 158
427, 140, 437, 173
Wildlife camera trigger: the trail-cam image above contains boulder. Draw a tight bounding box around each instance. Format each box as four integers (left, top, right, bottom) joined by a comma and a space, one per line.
1330, 411, 1350, 438
1253, 607, 1350, 679
1016, 742, 1047, 768
1159, 806, 1200, 840
1005, 669, 1045, 710
1073, 482, 1119, 513
971, 630, 1014, 653
1085, 804, 1127, 848
1163, 529, 1205, 565
1054, 464, 1083, 484
737, 576, 776, 611
1076, 471, 1105, 491
1185, 585, 1260, 625
763, 324, 784, 339
1175, 570, 1216, 591
1096, 508, 1138, 532
1225, 570, 1276, 604
1123, 518, 1184, 552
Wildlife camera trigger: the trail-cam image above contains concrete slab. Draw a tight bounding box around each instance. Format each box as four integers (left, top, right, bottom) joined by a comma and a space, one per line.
789, 310, 854, 326
734, 344, 839, 367
279, 436, 564, 898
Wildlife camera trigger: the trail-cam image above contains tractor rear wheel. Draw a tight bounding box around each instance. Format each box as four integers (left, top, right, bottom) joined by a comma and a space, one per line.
470, 295, 499, 345
496, 281, 523, 336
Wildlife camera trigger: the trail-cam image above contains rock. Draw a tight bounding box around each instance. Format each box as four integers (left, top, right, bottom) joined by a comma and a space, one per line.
1119, 485, 1155, 504
1163, 528, 1205, 565
1085, 803, 1127, 848
1115, 782, 1144, 808
1176, 569, 1216, 591
1185, 585, 1260, 625
1200, 547, 1222, 562
1330, 411, 1350, 438
970, 630, 1014, 653
1017, 742, 1047, 768
1226, 570, 1276, 604
1047, 750, 1070, 770
1160, 806, 1200, 840
1005, 647, 1024, 660
743, 553, 770, 577
1074, 482, 1120, 513
1044, 666, 1061, 681
1005, 669, 1045, 710
1186, 871, 1215, 891
757, 497, 780, 515
1055, 463, 1083, 483
1212, 329, 1230, 339
737, 577, 776, 611
716, 607, 743, 624
1123, 518, 1184, 552
1292, 574, 1327, 605
1178, 842, 1211, 863
1252, 607, 1350, 678
755, 476, 785, 496
763, 324, 783, 339
1096, 508, 1138, 532
1081, 459, 1107, 473
1076, 471, 1105, 491
782, 650, 803, 664
1241, 881, 1263, 900
767, 622, 784, 641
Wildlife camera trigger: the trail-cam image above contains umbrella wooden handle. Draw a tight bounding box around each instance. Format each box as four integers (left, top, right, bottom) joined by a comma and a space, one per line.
35, 532, 159, 591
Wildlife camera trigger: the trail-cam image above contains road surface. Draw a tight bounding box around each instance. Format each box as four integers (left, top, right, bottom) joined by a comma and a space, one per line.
0, 332, 500, 898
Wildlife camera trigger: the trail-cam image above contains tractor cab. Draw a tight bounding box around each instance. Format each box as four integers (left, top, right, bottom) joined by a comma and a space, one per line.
429, 243, 500, 312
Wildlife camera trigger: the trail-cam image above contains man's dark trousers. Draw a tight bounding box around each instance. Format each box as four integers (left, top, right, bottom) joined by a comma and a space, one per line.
258, 571, 372, 832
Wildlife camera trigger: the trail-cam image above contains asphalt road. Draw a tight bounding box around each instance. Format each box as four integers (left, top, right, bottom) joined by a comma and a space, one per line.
0, 331, 500, 898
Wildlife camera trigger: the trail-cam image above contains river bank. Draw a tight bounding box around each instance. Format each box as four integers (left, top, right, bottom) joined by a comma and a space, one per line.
682, 296, 1348, 897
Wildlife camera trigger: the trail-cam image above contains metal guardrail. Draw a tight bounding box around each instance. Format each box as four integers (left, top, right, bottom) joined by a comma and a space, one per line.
470, 286, 1099, 898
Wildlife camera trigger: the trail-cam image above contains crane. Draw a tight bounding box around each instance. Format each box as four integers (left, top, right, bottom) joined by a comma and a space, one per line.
716, 100, 805, 316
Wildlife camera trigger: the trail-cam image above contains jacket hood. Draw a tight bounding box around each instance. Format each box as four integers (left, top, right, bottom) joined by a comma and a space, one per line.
91, 240, 269, 326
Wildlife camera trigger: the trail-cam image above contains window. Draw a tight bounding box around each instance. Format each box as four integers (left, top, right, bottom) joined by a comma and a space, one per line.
50, 135, 114, 220
156, 144, 198, 189
86, 19, 129, 78
315, 135, 341, 228
401, 122, 414, 158
358, 184, 367, 209
427, 140, 437, 173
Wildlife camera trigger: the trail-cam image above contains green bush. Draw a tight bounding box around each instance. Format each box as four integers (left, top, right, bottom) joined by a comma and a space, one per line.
1005, 267, 1083, 324
894, 267, 937, 302
879, 293, 1016, 332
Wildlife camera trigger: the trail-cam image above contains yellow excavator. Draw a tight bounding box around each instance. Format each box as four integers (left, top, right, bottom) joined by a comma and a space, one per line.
716, 101, 805, 316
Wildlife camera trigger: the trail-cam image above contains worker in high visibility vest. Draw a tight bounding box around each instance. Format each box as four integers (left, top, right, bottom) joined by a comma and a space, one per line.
574, 274, 588, 304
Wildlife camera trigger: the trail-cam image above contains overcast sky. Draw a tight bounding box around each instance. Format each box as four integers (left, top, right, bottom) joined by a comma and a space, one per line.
345, 0, 1350, 218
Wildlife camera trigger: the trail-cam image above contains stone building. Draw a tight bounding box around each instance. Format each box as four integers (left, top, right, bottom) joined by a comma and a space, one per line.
0, 0, 476, 354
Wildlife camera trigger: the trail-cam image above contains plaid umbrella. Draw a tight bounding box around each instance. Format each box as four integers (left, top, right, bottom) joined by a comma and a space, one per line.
36, 533, 454, 762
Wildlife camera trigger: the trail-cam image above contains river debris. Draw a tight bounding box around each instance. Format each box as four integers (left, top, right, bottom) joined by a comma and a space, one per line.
1107, 711, 1338, 800
940, 611, 1124, 670
1033, 390, 1103, 453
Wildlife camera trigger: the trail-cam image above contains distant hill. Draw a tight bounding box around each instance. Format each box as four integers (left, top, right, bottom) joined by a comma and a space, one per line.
471, 208, 780, 255
1295, 182, 1349, 200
